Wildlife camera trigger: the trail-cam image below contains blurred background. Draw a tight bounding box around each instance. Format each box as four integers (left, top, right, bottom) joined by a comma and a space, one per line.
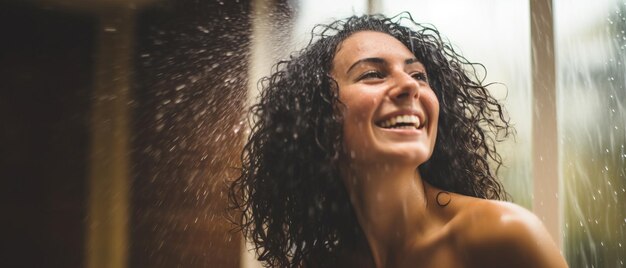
1, 0, 624, 267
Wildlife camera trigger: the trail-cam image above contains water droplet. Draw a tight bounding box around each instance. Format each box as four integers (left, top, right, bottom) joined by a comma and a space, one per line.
197, 26, 209, 33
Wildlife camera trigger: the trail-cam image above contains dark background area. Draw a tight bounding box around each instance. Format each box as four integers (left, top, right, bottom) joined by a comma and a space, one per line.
0, 0, 263, 266
1, 4, 94, 267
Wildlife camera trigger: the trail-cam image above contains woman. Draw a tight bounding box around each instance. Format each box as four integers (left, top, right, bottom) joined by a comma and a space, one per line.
229, 13, 568, 267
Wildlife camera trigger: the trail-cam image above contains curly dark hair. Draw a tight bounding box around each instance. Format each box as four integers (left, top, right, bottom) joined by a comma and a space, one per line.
229, 13, 512, 267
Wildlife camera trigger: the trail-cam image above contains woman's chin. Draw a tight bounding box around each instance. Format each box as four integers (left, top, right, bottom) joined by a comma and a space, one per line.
372, 144, 432, 166
342, 139, 433, 166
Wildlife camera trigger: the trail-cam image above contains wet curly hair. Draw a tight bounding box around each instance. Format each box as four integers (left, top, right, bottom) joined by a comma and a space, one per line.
229, 13, 512, 267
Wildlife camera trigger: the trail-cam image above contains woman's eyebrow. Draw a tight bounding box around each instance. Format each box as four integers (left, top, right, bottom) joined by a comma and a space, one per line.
405, 58, 423, 66
346, 57, 423, 74
346, 57, 385, 74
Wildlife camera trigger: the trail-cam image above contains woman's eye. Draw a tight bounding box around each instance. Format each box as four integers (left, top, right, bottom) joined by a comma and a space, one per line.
358, 71, 384, 81
411, 72, 428, 82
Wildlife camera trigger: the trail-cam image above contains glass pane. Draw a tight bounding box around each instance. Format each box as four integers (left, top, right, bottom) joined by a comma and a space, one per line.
292, 0, 367, 46
381, 0, 533, 208
555, 0, 626, 266
249, 0, 367, 99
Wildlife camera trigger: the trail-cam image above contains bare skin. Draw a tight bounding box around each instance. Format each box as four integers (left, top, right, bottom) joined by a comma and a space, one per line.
330, 31, 568, 268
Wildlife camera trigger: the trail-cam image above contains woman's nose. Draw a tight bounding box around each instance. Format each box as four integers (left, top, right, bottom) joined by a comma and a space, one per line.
389, 72, 420, 102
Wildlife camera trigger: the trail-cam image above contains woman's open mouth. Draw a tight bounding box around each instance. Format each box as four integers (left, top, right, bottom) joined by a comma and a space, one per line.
376, 114, 426, 130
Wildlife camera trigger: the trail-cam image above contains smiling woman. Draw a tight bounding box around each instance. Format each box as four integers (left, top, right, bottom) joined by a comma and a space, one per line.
229, 13, 568, 268
333, 31, 439, 167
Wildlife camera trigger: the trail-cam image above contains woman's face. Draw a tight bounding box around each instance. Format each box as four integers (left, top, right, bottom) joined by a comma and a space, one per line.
331, 31, 439, 167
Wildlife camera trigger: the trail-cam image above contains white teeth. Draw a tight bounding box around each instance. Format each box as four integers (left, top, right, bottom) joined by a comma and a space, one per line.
379, 115, 421, 129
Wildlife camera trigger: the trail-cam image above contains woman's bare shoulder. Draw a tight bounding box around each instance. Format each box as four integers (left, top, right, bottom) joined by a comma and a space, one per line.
450, 199, 568, 268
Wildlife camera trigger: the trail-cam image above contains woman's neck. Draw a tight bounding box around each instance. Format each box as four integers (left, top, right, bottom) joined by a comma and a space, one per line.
342, 163, 438, 268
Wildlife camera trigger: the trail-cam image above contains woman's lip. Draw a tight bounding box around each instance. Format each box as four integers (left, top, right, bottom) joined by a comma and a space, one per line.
375, 125, 424, 134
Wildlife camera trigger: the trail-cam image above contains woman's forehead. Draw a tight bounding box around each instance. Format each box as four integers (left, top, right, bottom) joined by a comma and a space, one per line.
332, 31, 418, 73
